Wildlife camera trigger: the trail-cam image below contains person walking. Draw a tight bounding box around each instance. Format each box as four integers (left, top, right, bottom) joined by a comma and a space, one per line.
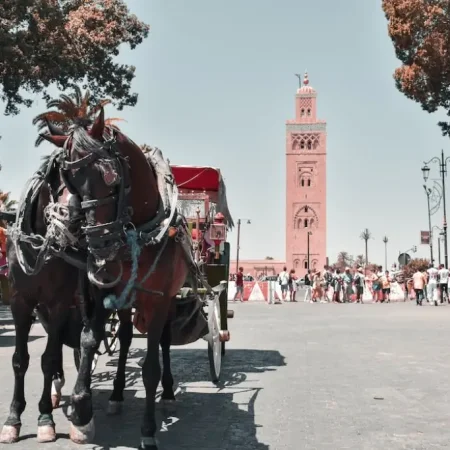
312, 271, 325, 302
381, 270, 392, 303
288, 269, 298, 302
413, 268, 426, 306
342, 267, 353, 303
438, 263, 449, 303
323, 265, 333, 302
278, 266, 289, 302
427, 263, 439, 306
332, 269, 343, 303
233, 267, 245, 302
303, 269, 312, 302
354, 267, 365, 303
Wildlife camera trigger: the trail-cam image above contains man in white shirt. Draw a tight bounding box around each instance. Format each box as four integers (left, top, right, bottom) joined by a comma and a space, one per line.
438, 264, 449, 303
277, 266, 289, 302
427, 264, 439, 306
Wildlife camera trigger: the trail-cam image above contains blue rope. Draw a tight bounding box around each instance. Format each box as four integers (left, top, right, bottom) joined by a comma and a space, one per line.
103, 230, 141, 310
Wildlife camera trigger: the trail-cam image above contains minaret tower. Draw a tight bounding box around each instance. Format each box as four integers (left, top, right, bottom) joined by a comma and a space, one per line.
285, 72, 327, 271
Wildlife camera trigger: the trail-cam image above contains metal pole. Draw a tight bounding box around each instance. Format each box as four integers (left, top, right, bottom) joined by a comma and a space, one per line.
425, 188, 434, 264
384, 242, 387, 271
438, 237, 442, 265
441, 149, 449, 269
235, 219, 241, 273
307, 232, 310, 270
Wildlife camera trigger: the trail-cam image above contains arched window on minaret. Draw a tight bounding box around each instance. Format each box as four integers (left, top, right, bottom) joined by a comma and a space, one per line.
307, 140, 312, 150
307, 179, 311, 187
304, 218, 308, 228
294, 259, 300, 269
307, 109, 311, 116
303, 260, 308, 269
301, 179, 305, 187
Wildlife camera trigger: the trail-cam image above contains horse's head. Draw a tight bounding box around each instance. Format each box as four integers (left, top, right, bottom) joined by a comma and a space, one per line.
42, 109, 131, 265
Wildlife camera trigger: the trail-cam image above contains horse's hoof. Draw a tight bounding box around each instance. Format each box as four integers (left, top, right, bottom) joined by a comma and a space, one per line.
51, 394, 61, 409
0, 424, 21, 444
106, 401, 123, 416
69, 418, 95, 444
37, 424, 56, 443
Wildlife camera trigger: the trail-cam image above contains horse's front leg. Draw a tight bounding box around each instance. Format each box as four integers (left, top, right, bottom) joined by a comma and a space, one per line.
0, 295, 34, 443
37, 306, 68, 443
69, 289, 107, 444
51, 345, 65, 409
107, 308, 133, 415
140, 299, 171, 450
160, 319, 175, 402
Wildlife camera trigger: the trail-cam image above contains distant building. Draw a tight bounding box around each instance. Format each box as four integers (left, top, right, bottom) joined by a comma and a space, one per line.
232, 72, 327, 277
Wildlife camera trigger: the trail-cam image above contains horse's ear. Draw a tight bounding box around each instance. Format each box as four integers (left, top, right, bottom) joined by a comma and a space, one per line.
45, 118, 66, 136
40, 134, 67, 148
90, 107, 105, 140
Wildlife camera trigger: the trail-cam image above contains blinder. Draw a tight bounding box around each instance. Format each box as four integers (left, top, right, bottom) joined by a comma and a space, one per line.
59, 129, 132, 262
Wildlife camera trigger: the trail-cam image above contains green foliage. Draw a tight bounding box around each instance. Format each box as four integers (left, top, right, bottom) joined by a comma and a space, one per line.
0, 0, 149, 115
382, 0, 450, 136
401, 258, 430, 280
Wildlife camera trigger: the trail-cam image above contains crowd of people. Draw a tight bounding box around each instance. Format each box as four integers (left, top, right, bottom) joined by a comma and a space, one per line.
232, 265, 401, 304
410, 264, 449, 306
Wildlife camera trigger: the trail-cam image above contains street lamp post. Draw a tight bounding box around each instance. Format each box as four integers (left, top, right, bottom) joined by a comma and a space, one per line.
422, 149, 450, 268
307, 231, 312, 269
235, 218, 251, 273
423, 185, 434, 265
382, 236, 388, 271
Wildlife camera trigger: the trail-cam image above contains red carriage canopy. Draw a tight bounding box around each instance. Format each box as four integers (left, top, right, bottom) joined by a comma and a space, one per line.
170, 165, 234, 229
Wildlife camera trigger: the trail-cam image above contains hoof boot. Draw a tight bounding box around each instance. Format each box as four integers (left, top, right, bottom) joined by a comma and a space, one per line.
37, 424, 56, 443
69, 417, 95, 444
0, 425, 21, 444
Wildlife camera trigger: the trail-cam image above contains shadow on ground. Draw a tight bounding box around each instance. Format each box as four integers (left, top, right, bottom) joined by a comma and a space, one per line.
74, 348, 285, 449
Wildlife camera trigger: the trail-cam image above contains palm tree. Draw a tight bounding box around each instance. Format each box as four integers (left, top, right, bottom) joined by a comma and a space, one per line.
32, 86, 123, 146
0, 191, 17, 211
0, 191, 17, 228
360, 228, 372, 267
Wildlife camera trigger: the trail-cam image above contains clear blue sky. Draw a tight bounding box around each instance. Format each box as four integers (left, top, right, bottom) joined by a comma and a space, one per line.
1, 0, 448, 267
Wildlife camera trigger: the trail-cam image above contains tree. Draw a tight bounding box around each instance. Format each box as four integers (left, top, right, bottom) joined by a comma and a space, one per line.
265, 256, 274, 260
0, 0, 149, 116
360, 228, 372, 266
333, 251, 354, 271
0, 191, 17, 227
401, 258, 430, 280
33, 86, 123, 146
382, 1, 450, 135
355, 254, 365, 267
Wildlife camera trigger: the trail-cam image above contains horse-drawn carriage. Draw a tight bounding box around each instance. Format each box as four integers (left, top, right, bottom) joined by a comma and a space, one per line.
0, 103, 237, 448
101, 164, 234, 381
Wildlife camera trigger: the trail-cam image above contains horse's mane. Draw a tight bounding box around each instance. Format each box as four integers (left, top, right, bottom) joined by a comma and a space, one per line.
71, 125, 110, 158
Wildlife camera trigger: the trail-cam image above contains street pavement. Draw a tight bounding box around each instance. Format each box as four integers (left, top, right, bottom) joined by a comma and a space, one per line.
1, 301, 450, 449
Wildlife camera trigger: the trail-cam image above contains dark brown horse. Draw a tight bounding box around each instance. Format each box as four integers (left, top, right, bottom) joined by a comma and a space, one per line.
34, 110, 191, 450
0, 150, 83, 444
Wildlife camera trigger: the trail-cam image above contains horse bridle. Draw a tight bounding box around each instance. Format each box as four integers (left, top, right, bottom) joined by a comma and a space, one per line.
59, 130, 132, 262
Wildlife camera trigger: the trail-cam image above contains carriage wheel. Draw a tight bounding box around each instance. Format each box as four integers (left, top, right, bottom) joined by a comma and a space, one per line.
73, 348, 100, 375
207, 294, 222, 383
102, 311, 120, 356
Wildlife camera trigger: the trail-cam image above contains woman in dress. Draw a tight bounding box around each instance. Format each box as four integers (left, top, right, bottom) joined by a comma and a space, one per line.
312, 271, 324, 302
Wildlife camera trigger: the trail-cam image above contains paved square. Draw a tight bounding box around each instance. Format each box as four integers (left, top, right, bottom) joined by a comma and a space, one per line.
1, 301, 450, 449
